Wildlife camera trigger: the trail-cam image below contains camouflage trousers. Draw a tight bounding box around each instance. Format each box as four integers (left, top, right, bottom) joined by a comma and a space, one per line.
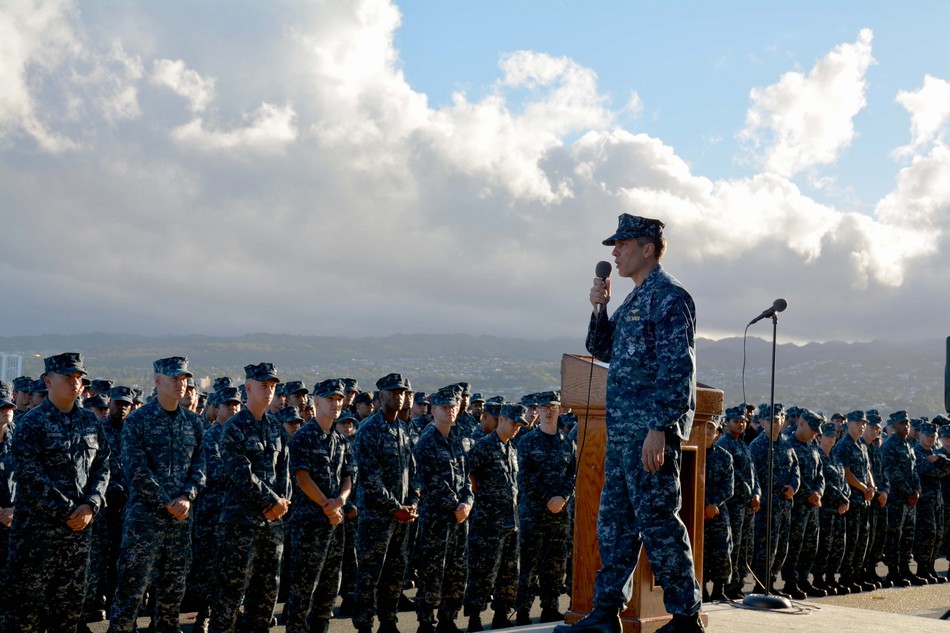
942, 493, 950, 558
283, 516, 344, 632
840, 502, 869, 578
353, 513, 410, 628
515, 507, 570, 611
8, 512, 92, 633
751, 495, 791, 583
723, 500, 753, 593
913, 494, 944, 566
781, 499, 818, 585
187, 508, 221, 605
81, 512, 110, 620
108, 511, 192, 633
812, 507, 845, 578
209, 520, 284, 633
865, 500, 887, 572
463, 526, 519, 614
340, 512, 358, 599
883, 501, 916, 568
592, 435, 701, 617
702, 505, 732, 584
414, 513, 468, 623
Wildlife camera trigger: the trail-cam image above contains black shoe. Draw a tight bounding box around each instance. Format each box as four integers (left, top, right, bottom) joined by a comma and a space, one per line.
339, 597, 356, 616
886, 568, 910, 588
194, 605, 211, 633
399, 594, 418, 611
437, 617, 463, 633
799, 580, 826, 598
379, 621, 402, 633
655, 613, 705, 633
468, 615, 484, 632
552, 606, 621, 633
722, 585, 744, 600
781, 582, 806, 600
540, 608, 564, 623
310, 618, 330, 633
858, 580, 876, 592
902, 568, 927, 586
76, 625, 95, 633
418, 623, 436, 633
515, 610, 531, 626
358, 625, 374, 633
491, 610, 510, 629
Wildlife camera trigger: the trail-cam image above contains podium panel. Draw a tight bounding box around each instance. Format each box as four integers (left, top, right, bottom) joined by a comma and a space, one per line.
561, 354, 723, 633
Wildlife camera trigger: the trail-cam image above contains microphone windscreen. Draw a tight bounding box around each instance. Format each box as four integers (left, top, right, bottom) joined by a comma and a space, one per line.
774, 298, 788, 312
595, 261, 612, 279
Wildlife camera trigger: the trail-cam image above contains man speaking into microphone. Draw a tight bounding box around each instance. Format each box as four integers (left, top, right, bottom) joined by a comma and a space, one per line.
557, 214, 703, 633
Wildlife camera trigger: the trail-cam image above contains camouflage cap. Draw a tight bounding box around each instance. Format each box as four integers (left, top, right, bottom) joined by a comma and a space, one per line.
830, 412, 845, 421
153, 356, 193, 378
185, 376, 196, 389
800, 409, 823, 432
919, 422, 937, 436
724, 405, 746, 420
216, 386, 242, 405
431, 385, 462, 407
90, 379, 114, 394
108, 386, 135, 404
846, 410, 867, 423
213, 376, 234, 392
866, 408, 880, 416
275, 405, 304, 425
602, 213, 665, 246
535, 390, 562, 406
470, 392, 485, 403
486, 395, 505, 404
12, 376, 34, 392
501, 403, 529, 425
456, 382, 471, 397
132, 387, 145, 403
83, 394, 108, 409
412, 391, 428, 404
910, 418, 923, 430
0, 381, 13, 408
786, 406, 800, 417
44, 352, 87, 376
31, 378, 48, 394
933, 414, 948, 426
283, 380, 309, 396
820, 422, 838, 436
312, 378, 345, 399
560, 411, 578, 427
354, 391, 373, 404
342, 378, 360, 393
376, 373, 410, 392
244, 362, 279, 382
520, 393, 540, 407
484, 402, 503, 418
274, 382, 286, 397
939, 425, 950, 438
888, 410, 909, 424
335, 413, 358, 426
866, 414, 882, 428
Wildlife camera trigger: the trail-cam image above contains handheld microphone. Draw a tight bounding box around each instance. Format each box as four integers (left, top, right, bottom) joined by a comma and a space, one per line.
749, 298, 788, 325
595, 261, 612, 315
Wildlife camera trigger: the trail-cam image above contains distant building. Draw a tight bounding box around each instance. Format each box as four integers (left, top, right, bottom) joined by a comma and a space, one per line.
0, 354, 23, 382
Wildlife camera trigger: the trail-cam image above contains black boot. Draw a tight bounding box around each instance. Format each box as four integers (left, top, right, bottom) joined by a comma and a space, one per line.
437, 616, 463, 633
490, 609, 511, 629
311, 618, 330, 633
709, 581, 727, 602
781, 581, 806, 600
886, 567, 910, 588
552, 606, 621, 633
418, 623, 436, 633
193, 604, 210, 633
379, 621, 402, 633
515, 609, 532, 626
799, 578, 826, 598
468, 615, 484, 632
339, 596, 356, 616
655, 613, 705, 633
901, 565, 927, 586
540, 607, 565, 623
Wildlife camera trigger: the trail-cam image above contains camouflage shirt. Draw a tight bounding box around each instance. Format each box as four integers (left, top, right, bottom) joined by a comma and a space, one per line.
714, 433, 760, 504
750, 433, 800, 499
12, 398, 110, 519
0, 426, 15, 508
468, 432, 518, 531
218, 408, 290, 526
121, 399, 205, 514
880, 434, 920, 499
353, 410, 419, 516
704, 444, 734, 507
913, 443, 950, 499
788, 435, 825, 501
289, 421, 355, 523
863, 437, 888, 495
516, 426, 576, 515
832, 434, 872, 505
412, 424, 472, 521
195, 422, 228, 521
818, 449, 849, 508
586, 265, 696, 442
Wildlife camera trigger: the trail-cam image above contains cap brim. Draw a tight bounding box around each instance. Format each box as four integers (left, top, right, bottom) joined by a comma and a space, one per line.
315, 390, 346, 398
602, 231, 638, 246
514, 416, 529, 425
112, 396, 135, 404
165, 369, 194, 378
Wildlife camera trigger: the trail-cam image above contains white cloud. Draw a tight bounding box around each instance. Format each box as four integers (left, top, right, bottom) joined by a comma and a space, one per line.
151, 59, 215, 113
739, 29, 875, 177
170, 103, 298, 152
894, 74, 950, 157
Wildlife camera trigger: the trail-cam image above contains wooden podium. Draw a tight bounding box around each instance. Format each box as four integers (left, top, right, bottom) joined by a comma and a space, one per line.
561, 354, 723, 633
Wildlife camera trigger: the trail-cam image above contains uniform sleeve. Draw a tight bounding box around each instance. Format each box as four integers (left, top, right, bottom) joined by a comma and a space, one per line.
121, 411, 173, 511
788, 447, 801, 494
12, 418, 75, 518
82, 417, 111, 513
276, 425, 291, 500
354, 424, 402, 514
220, 419, 280, 511
705, 449, 734, 507
585, 310, 614, 363
557, 436, 578, 500
648, 294, 696, 433
413, 437, 458, 515
181, 414, 206, 502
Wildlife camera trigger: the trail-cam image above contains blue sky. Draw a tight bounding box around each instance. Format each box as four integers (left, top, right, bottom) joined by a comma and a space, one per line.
0, 1, 948, 345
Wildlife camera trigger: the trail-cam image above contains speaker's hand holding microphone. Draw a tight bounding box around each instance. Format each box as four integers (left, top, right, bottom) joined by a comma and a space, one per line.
591, 261, 613, 315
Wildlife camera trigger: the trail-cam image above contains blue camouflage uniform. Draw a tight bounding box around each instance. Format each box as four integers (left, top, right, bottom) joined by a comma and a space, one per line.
862, 417, 889, 582
585, 215, 701, 619
912, 424, 949, 576
352, 373, 419, 632
832, 412, 874, 584
284, 382, 356, 633
702, 440, 734, 587
8, 353, 110, 633
749, 430, 800, 586
781, 411, 825, 591
109, 357, 206, 633
812, 427, 849, 588
412, 385, 473, 627
879, 413, 920, 575
0, 382, 17, 630
937, 422, 950, 561
514, 401, 577, 616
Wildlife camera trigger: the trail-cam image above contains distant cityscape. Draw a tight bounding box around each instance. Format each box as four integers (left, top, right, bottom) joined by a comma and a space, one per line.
1, 333, 946, 418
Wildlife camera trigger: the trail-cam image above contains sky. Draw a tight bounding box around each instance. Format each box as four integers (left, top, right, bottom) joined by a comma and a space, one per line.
1, 0, 948, 345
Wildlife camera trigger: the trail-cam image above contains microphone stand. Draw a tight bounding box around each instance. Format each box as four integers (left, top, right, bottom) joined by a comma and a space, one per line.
743, 312, 792, 610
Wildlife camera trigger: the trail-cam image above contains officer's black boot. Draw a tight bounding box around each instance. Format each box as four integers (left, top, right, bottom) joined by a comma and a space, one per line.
900, 564, 927, 586
654, 612, 705, 633
886, 566, 910, 587
708, 582, 727, 602
540, 607, 565, 623
781, 581, 806, 600
490, 608, 511, 629
515, 609, 531, 626
437, 614, 463, 633
552, 605, 621, 633
799, 577, 826, 598
467, 614, 484, 632
311, 618, 330, 633
378, 620, 402, 633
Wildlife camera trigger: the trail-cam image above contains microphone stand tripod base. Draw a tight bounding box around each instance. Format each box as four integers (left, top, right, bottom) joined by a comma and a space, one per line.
742, 593, 792, 610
